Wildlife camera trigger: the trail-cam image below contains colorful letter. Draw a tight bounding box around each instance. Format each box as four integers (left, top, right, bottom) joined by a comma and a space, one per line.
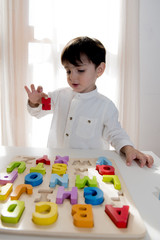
7, 161, 26, 173
30, 163, 46, 175
32, 202, 58, 225
36, 155, 50, 165
50, 174, 68, 188
56, 186, 78, 204
0, 183, 13, 201
0, 171, 18, 185
103, 175, 121, 190
96, 156, 112, 166
75, 175, 98, 189
10, 184, 33, 200
25, 172, 43, 187
42, 97, 51, 110
52, 163, 67, 175
84, 187, 104, 205
96, 165, 115, 175
72, 204, 94, 228
1, 200, 25, 223
105, 205, 129, 228
54, 155, 69, 165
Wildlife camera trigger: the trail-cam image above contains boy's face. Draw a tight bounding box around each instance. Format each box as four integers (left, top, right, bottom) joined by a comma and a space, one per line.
63, 55, 105, 93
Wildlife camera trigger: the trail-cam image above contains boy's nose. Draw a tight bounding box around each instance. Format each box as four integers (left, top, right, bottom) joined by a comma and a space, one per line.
69, 71, 76, 81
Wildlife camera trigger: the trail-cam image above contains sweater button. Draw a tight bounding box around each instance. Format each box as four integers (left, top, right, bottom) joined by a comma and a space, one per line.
66, 133, 69, 137
70, 117, 72, 120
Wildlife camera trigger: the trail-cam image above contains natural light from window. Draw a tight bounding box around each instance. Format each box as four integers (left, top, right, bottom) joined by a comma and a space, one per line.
28, 0, 121, 147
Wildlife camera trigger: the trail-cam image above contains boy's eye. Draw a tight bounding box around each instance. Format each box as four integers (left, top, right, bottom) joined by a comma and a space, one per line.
66, 70, 71, 74
78, 69, 85, 73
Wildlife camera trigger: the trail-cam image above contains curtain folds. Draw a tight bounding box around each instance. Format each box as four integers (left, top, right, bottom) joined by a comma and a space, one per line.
117, 0, 140, 148
0, 0, 30, 146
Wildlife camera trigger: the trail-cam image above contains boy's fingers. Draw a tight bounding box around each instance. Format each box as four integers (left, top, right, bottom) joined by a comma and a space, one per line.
31, 84, 35, 92
125, 148, 154, 168
139, 158, 146, 168
146, 155, 154, 168
41, 92, 48, 99
24, 86, 31, 95
137, 153, 154, 168
37, 86, 43, 93
126, 156, 133, 166
133, 153, 147, 168
127, 153, 154, 168
37, 86, 48, 98
126, 151, 145, 167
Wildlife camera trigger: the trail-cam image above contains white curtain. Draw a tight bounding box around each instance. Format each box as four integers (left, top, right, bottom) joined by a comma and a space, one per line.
0, 0, 140, 148
0, 0, 31, 146
118, 0, 140, 148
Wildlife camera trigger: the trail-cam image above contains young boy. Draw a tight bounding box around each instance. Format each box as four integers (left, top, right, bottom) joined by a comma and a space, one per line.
25, 36, 153, 168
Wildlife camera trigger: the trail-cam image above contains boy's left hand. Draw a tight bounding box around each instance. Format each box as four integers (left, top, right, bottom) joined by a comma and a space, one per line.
120, 146, 154, 168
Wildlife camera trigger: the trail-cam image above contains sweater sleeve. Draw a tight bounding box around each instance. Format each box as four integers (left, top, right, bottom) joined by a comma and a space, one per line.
103, 101, 134, 153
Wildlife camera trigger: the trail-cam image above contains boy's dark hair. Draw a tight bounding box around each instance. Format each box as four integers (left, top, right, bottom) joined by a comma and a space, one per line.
61, 36, 106, 68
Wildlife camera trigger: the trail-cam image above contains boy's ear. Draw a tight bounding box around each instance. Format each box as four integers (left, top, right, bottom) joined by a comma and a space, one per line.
96, 62, 106, 77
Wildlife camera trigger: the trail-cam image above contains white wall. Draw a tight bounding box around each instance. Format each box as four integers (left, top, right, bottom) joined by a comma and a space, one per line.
139, 0, 160, 157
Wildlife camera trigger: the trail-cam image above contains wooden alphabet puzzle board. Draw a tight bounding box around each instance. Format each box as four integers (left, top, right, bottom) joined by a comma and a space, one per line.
0, 155, 146, 239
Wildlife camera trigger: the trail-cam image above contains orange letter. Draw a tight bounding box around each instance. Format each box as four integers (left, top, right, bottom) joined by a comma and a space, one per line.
71, 204, 94, 228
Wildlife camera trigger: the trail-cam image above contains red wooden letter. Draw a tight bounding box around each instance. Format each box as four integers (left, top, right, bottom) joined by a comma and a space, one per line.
105, 205, 129, 228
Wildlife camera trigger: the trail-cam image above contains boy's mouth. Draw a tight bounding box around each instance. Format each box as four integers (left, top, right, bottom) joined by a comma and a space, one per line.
72, 83, 79, 87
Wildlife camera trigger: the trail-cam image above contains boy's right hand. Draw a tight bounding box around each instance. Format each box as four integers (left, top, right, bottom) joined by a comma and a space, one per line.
24, 84, 48, 107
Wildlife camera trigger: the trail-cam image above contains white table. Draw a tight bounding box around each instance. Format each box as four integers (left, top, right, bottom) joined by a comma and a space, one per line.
0, 146, 159, 240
